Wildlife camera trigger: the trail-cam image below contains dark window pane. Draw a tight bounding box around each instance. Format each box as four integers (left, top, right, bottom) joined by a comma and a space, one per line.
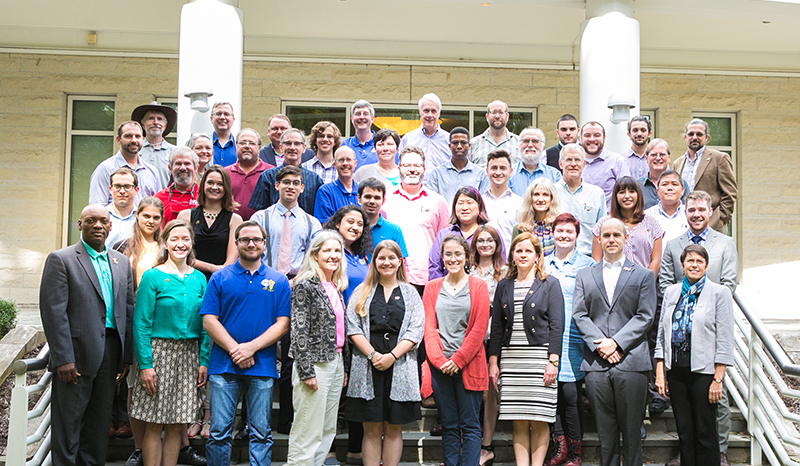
72, 101, 115, 131
699, 117, 732, 147
473, 111, 533, 136
285, 106, 347, 139
68, 135, 115, 244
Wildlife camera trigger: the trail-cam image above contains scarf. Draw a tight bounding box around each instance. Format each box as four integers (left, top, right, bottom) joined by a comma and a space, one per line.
671, 275, 706, 367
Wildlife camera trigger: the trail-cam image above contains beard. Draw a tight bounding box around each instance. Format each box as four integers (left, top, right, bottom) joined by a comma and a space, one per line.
521, 150, 542, 166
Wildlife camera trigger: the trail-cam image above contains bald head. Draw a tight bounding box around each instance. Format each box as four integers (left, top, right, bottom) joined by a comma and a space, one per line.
599, 218, 627, 262
334, 146, 357, 181
78, 204, 111, 251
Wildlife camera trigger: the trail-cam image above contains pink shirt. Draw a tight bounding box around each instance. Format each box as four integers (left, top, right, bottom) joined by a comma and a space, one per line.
322, 281, 345, 352
382, 186, 449, 286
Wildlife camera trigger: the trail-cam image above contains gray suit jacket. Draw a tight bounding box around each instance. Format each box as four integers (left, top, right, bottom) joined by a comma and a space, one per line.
655, 280, 734, 374
40, 242, 134, 375
572, 259, 656, 372
658, 229, 737, 295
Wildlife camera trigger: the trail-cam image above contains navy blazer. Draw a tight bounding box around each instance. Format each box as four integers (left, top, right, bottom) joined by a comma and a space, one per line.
488, 274, 564, 357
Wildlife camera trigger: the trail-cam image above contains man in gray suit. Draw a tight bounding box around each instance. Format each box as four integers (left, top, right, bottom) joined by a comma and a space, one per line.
40, 204, 134, 466
659, 190, 738, 466
573, 218, 657, 466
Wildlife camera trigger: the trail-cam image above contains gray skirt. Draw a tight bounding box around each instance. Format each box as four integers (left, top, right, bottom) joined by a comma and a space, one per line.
130, 338, 200, 424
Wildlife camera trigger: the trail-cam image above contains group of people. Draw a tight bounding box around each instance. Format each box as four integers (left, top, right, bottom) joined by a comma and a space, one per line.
40, 93, 740, 466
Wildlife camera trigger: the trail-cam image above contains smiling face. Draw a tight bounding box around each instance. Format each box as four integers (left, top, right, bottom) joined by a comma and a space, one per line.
351, 106, 374, 132
553, 222, 578, 252
117, 122, 143, 157
628, 120, 651, 148
316, 125, 337, 155
486, 102, 509, 131
519, 129, 545, 166
211, 103, 234, 134
399, 152, 425, 186
337, 211, 364, 247
580, 123, 605, 157
192, 137, 213, 168
474, 231, 497, 258
531, 186, 552, 213
203, 171, 225, 202
267, 117, 290, 147
236, 130, 260, 165
559, 150, 585, 182
512, 239, 537, 273
236, 225, 266, 262
165, 226, 193, 263
143, 111, 166, 140
616, 187, 638, 213
334, 147, 357, 180
78, 205, 111, 251
315, 239, 342, 279
682, 251, 708, 283
137, 205, 162, 239
646, 142, 670, 174
454, 193, 480, 227
685, 198, 712, 234
419, 100, 440, 134
486, 156, 511, 189
171, 153, 197, 187
442, 240, 467, 275
280, 132, 306, 166
374, 246, 402, 280
358, 187, 384, 217
657, 173, 684, 205
375, 137, 397, 164
276, 174, 304, 205
684, 123, 709, 152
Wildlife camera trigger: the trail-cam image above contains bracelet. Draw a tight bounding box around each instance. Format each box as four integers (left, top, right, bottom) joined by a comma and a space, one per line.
390, 351, 398, 360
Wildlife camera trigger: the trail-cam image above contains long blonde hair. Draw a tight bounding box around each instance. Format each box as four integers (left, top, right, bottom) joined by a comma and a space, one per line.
517, 178, 562, 230
294, 230, 349, 291
504, 232, 547, 281
354, 240, 407, 317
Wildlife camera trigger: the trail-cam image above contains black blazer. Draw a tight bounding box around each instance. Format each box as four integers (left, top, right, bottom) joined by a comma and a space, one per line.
544, 144, 563, 172
488, 275, 564, 357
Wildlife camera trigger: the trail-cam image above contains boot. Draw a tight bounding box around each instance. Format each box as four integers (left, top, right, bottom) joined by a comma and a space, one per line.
565, 437, 582, 466
546, 434, 568, 466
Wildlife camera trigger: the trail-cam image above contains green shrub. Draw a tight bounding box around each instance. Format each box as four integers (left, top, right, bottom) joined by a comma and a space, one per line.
0, 298, 18, 338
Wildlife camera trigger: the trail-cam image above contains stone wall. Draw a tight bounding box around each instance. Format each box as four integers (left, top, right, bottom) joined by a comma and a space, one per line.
1, 52, 798, 305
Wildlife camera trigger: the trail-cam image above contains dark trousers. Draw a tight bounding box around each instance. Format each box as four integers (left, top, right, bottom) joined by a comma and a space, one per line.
584, 369, 648, 466
553, 379, 584, 440
431, 368, 482, 466
647, 297, 668, 405
667, 367, 720, 466
51, 329, 121, 466
111, 376, 129, 425
278, 331, 294, 430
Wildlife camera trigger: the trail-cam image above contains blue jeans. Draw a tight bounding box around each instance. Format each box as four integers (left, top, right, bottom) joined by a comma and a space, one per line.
206, 374, 275, 466
431, 368, 482, 466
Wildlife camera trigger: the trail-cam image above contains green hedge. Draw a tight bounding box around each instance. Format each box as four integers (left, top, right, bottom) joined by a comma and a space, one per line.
0, 298, 18, 339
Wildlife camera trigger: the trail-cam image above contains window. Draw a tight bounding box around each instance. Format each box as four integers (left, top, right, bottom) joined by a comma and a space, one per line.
284, 102, 535, 140
640, 109, 657, 137
64, 97, 116, 245
692, 112, 738, 237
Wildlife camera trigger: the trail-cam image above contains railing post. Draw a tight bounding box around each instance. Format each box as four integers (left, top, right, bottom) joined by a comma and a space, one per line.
7, 372, 29, 466
749, 327, 763, 466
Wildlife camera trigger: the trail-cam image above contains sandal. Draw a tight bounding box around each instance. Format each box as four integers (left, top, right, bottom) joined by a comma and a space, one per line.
187, 421, 202, 438
480, 444, 495, 466
200, 420, 210, 439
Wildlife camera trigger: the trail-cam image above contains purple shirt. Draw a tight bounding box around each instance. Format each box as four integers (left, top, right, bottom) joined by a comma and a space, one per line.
592, 214, 665, 269
398, 126, 451, 170
583, 149, 631, 208
622, 148, 649, 180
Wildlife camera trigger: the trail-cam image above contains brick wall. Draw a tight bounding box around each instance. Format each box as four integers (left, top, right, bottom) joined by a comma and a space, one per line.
1, 52, 798, 306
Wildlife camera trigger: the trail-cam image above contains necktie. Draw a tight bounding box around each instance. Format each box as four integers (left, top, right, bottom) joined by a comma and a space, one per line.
691, 235, 703, 244
277, 210, 292, 274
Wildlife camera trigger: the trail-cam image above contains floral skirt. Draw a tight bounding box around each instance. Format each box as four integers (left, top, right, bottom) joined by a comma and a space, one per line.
130, 338, 199, 424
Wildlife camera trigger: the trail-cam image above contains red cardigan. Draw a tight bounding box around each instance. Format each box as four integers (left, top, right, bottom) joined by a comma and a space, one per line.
423, 276, 490, 391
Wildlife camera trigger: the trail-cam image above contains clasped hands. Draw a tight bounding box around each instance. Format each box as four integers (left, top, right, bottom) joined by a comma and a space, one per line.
230, 341, 256, 369
594, 338, 622, 364
439, 359, 460, 376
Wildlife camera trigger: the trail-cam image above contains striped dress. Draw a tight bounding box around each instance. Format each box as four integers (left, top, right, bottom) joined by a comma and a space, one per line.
497, 280, 557, 422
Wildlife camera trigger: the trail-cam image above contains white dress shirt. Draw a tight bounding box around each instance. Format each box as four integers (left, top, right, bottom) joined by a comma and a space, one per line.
602, 258, 625, 303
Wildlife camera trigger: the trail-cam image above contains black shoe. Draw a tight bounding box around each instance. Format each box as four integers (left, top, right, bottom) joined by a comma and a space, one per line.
124, 449, 143, 466
429, 423, 443, 436
649, 398, 669, 415
234, 425, 250, 441
177, 446, 207, 466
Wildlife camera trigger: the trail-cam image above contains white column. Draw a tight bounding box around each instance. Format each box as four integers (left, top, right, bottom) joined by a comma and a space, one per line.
176, 0, 243, 145
580, 0, 640, 155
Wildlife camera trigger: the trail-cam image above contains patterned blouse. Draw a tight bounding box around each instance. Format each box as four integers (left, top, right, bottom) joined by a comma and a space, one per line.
592, 214, 665, 269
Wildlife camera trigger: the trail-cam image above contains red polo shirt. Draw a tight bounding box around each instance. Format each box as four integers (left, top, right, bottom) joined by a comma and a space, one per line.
226, 159, 273, 220
154, 183, 200, 226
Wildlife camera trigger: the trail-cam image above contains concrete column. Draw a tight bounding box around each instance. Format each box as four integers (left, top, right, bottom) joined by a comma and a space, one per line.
580, 0, 640, 154
176, 0, 243, 145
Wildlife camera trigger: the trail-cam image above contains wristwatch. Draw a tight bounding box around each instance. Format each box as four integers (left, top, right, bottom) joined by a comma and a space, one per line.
367, 350, 376, 361
713, 376, 723, 384
549, 360, 559, 367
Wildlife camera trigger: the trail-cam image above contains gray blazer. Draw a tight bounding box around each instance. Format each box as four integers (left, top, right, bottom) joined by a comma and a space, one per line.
658, 229, 737, 295
346, 282, 424, 402
572, 259, 656, 372
39, 242, 134, 375
655, 280, 734, 373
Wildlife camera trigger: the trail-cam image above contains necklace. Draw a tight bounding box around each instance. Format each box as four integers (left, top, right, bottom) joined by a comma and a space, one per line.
203, 210, 219, 221
445, 275, 468, 292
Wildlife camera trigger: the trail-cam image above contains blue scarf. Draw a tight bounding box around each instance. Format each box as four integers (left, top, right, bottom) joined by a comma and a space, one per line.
671, 275, 706, 367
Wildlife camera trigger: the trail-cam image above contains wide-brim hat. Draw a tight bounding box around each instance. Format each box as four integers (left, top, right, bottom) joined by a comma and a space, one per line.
131, 101, 177, 137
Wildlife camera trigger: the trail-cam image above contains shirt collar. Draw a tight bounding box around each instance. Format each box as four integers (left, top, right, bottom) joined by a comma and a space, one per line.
685, 146, 705, 162
394, 186, 428, 201
81, 239, 108, 259
482, 187, 513, 200
213, 132, 235, 147
688, 227, 710, 241
602, 257, 625, 269
515, 160, 546, 175
585, 149, 608, 163
372, 216, 386, 228
656, 202, 684, 219
231, 159, 268, 175
445, 159, 476, 173
233, 260, 266, 276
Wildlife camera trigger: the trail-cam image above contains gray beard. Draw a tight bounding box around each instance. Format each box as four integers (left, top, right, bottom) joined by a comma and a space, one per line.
521, 151, 541, 166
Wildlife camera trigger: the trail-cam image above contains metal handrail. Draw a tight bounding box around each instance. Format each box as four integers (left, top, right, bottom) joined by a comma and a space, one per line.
733, 293, 800, 376
7, 343, 52, 466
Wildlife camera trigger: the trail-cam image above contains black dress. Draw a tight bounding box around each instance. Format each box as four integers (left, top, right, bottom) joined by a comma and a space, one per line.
346, 284, 421, 424
190, 207, 232, 281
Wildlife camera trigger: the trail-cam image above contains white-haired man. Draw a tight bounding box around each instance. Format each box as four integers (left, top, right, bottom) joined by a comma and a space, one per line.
508, 127, 562, 197
398, 93, 450, 170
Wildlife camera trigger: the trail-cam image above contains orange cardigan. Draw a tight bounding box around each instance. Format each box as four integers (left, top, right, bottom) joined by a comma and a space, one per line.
423, 276, 489, 392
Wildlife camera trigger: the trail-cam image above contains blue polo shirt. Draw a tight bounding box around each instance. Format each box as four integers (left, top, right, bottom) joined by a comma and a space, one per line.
313, 179, 360, 223
213, 133, 237, 167
343, 249, 369, 305
370, 216, 408, 259
342, 133, 376, 167
200, 261, 291, 378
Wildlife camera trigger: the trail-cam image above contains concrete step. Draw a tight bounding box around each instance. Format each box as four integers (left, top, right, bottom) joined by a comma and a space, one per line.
107, 430, 753, 464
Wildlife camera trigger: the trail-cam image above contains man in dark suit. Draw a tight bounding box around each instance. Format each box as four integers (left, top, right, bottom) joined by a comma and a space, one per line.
671, 118, 738, 232
573, 218, 657, 466
40, 204, 133, 466
544, 114, 579, 170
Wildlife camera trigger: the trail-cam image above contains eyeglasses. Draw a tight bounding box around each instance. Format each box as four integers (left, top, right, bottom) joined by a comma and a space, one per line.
487, 111, 507, 116
400, 163, 423, 169
521, 138, 542, 145
561, 157, 583, 164
647, 153, 669, 159
111, 184, 136, 191
281, 141, 305, 147
237, 141, 259, 146
443, 251, 465, 259
279, 179, 302, 187
237, 237, 265, 245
